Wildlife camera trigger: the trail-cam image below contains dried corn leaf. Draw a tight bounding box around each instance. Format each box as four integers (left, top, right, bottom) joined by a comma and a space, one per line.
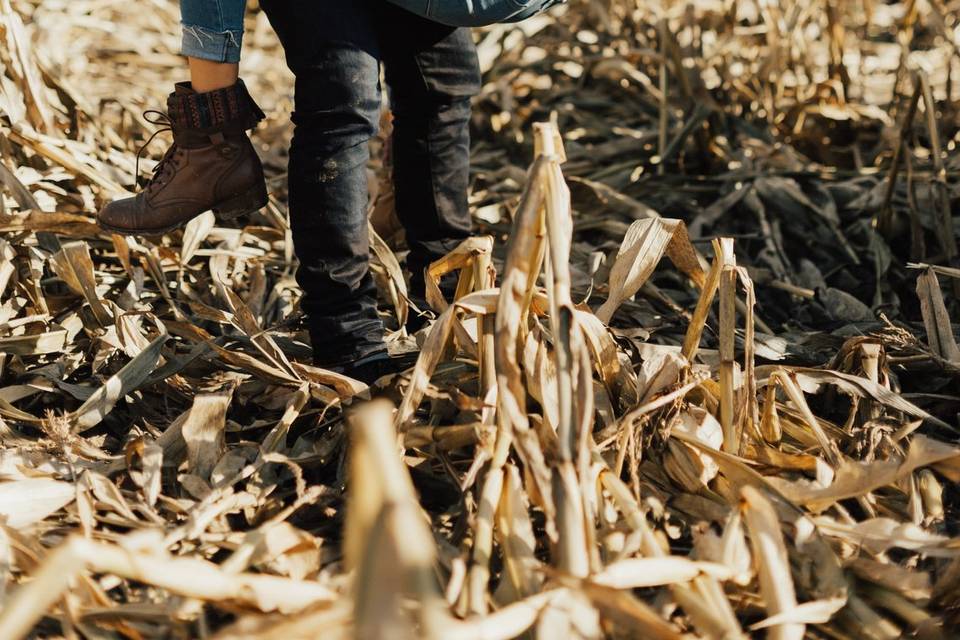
0, 478, 74, 528
740, 485, 804, 640
71, 333, 166, 432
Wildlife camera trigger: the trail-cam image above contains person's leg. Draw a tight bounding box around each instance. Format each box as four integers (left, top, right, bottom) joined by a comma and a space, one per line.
187, 58, 239, 93
180, 0, 243, 90
258, 0, 388, 368
98, 0, 265, 234
377, 7, 480, 303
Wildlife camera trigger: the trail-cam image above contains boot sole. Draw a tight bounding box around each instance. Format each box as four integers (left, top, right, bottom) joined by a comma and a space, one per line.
98, 183, 269, 237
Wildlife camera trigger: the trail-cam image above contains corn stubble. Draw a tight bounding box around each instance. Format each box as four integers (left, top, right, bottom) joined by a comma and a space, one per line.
0, 0, 959, 638
0, 120, 956, 639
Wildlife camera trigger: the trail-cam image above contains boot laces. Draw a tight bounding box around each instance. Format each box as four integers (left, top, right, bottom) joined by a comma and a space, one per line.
134, 110, 179, 194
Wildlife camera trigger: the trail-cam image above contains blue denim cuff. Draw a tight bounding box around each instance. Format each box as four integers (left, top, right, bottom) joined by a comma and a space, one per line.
180, 23, 243, 63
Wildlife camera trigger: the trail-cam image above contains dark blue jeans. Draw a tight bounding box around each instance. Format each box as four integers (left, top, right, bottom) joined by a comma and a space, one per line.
259, 0, 480, 364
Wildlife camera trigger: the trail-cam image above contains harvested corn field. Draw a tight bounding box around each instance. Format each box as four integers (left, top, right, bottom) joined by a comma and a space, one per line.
0, 0, 959, 638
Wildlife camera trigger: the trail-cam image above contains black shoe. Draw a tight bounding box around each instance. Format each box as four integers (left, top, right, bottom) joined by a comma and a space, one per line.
405, 294, 436, 334
406, 268, 463, 334
323, 350, 419, 386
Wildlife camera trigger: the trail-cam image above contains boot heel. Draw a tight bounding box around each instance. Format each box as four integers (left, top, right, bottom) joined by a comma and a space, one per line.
212, 183, 268, 220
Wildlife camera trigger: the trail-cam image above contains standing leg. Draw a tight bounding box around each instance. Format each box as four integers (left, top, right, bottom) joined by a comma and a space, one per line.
259, 0, 387, 367
377, 7, 481, 302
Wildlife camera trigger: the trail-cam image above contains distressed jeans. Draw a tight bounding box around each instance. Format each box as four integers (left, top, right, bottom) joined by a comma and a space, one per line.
259, 0, 480, 364
178, 0, 564, 64
180, 1, 246, 63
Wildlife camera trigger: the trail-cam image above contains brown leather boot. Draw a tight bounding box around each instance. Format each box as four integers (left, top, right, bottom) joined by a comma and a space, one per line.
98, 80, 267, 235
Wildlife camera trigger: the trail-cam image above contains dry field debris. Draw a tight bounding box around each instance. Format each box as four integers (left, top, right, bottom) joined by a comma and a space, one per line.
0, 0, 958, 638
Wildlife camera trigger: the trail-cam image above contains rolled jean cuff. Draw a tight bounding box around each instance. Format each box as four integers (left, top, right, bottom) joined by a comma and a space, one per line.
180, 23, 243, 63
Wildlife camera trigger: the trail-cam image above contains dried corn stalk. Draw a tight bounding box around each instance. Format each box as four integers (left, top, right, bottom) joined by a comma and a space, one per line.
0, 0, 956, 638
